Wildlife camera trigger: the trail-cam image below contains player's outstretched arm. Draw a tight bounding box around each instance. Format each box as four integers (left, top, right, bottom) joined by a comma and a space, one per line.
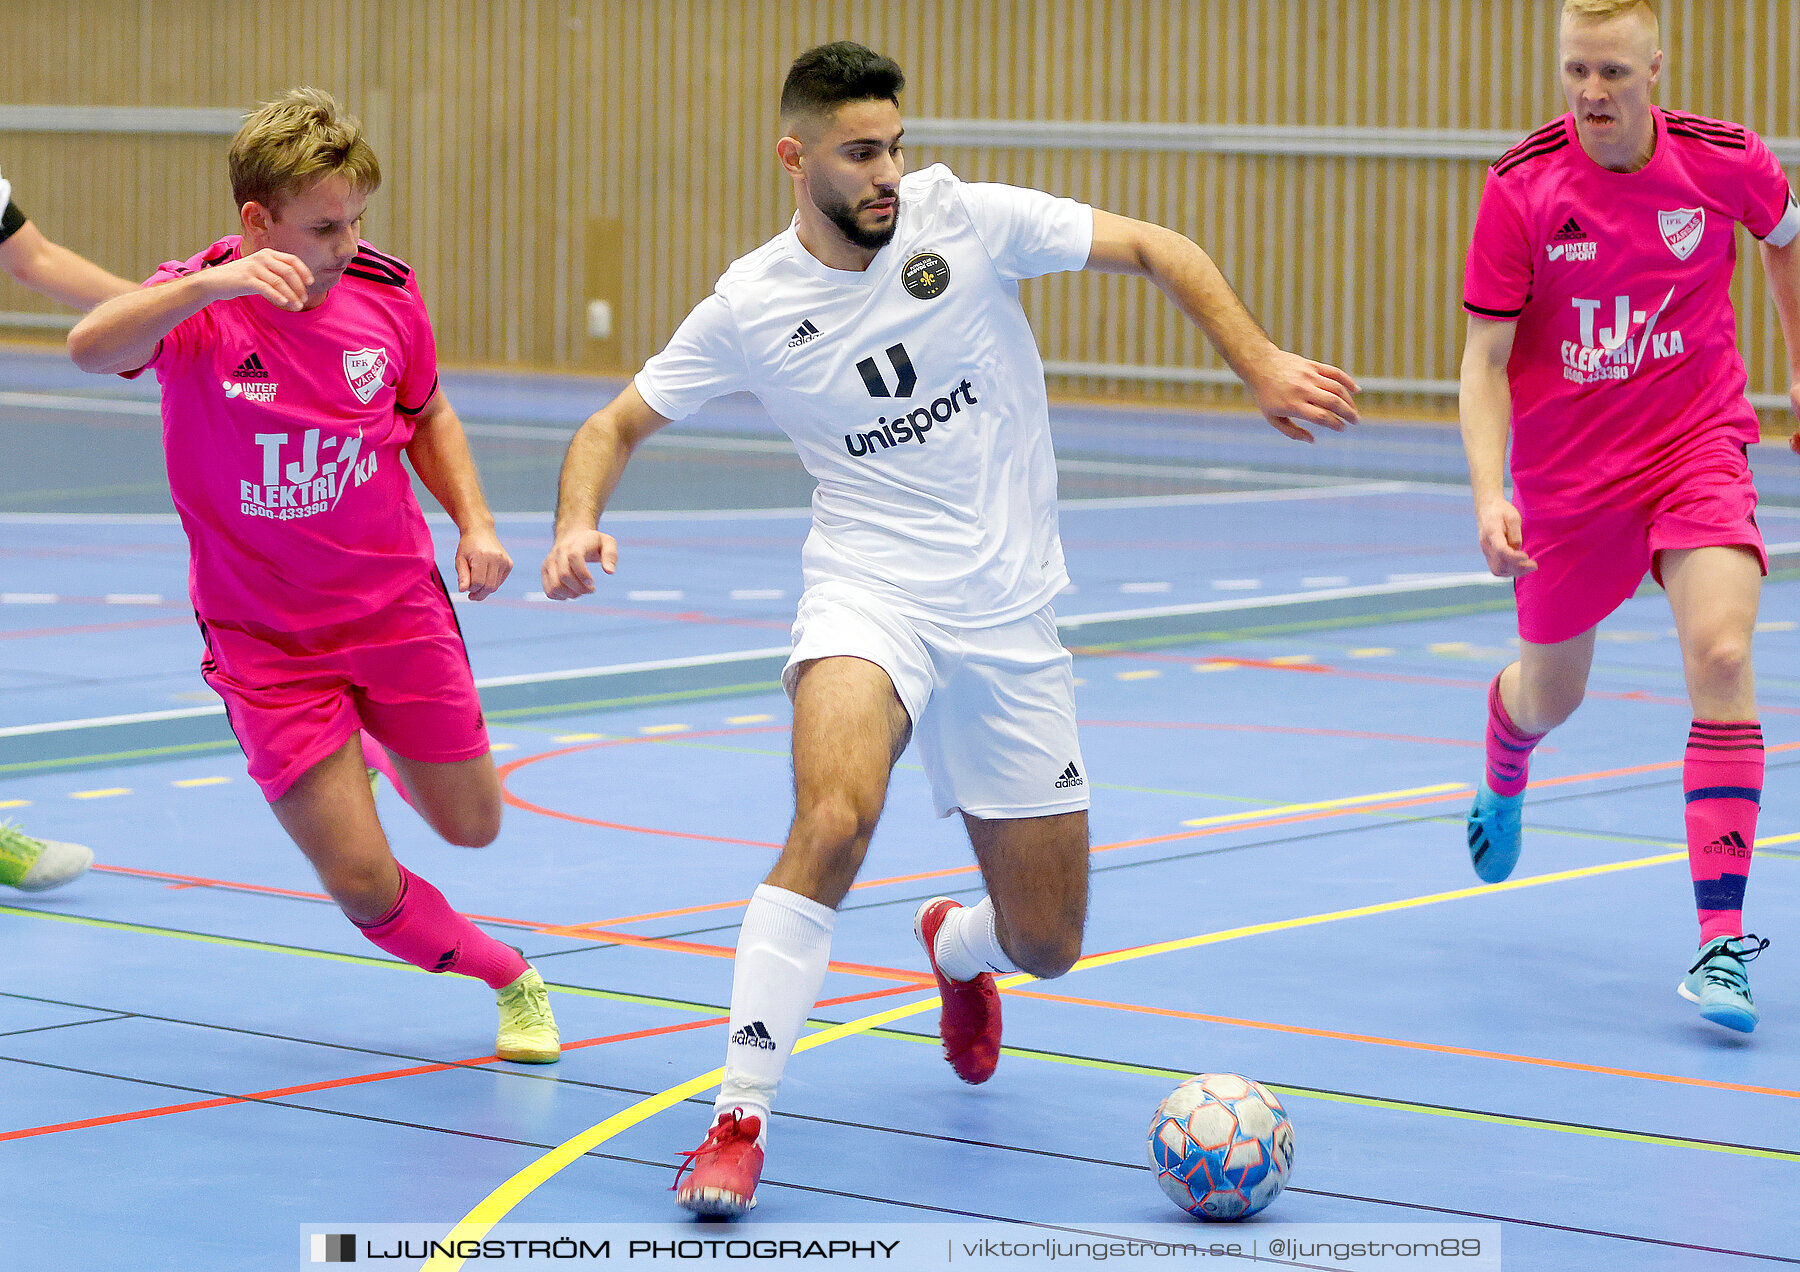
1460, 315, 1533, 578
404, 390, 512, 601
542, 382, 671, 599
1758, 236, 1800, 442
68, 248, 313, 374
1082, 209, 1359, 441
0, 220, 134, 311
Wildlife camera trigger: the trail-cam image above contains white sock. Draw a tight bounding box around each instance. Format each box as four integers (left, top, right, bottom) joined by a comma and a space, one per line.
933, 896, 1015, 981
714, 884, 837, 1143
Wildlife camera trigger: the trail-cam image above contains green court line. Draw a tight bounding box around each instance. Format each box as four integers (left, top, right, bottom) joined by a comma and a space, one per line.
11, 896, 1791, 1164
484, 680, 782, 722
844, 1027, 1800, 1163
1067, 599, 1516, 654
0, 739, 239, 777
0, 905, 726, 1018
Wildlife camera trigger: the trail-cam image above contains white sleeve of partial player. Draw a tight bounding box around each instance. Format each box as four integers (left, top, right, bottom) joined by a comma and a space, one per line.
1766, 193, 1800, 250
0, 171, 12, 212
633, 292, 748, 422
956, 180, 1095, 282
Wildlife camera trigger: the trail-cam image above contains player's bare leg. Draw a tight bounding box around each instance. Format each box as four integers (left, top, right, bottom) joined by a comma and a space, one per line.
272, 737, 558, 1060
1467, 629, 1597, 882
965, 810, 1088, 979
913, 810, 1088, 1084
678, 655, 910, 1216
767, 656, 912, 906
388, 747, 503, 848
1663, 544, 1768, 1031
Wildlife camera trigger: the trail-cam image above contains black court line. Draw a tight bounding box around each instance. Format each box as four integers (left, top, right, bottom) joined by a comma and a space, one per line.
5, 1002, 1790, 1260
0, 1013, 132, 1039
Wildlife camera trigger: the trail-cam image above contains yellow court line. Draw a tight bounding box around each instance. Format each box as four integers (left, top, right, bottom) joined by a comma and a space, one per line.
1076, 850, 1685, 972
1757, 831, 1800, 847
1178, 782, 1469, 828
419, 846, 1686, 1270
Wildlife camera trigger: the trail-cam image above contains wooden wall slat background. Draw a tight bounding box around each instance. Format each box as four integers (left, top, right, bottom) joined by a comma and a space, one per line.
2, 0, 1794, 419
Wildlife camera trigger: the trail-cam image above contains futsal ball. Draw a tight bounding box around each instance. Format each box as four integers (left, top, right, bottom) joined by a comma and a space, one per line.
1147, 1073, 1294, 1220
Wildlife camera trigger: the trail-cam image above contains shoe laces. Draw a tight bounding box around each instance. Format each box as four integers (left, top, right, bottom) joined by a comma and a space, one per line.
499, 975, 552, 1029
671, 1110, 759, 1192
1689, 934, 1769, 991
0, 820, 44, 859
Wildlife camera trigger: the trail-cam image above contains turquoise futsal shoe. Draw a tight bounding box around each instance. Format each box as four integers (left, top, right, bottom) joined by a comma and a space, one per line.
1678, 934, 1768, 1033
1465, 783, 1523, 883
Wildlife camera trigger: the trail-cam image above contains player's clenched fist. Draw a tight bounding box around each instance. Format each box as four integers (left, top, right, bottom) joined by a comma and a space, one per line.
542, 528, 619, 599
205, 248, 314, 311
1474, 497, 1536, 578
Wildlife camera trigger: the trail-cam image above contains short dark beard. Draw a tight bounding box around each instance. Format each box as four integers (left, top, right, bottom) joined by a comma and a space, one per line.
816, 187, 898, 251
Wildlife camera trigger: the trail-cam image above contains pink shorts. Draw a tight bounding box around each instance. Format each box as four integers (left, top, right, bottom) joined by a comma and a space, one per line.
199, 568, 489, 801
1514, 442, 1766, 646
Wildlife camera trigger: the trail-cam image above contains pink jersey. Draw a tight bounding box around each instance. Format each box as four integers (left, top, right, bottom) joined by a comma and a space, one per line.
127, 236, 442, 629
1464, 107, 1800, 514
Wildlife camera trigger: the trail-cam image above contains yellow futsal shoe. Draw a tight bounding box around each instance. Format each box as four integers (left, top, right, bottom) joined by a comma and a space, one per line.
0, 821, 94, 892
495, 966, 561, 1063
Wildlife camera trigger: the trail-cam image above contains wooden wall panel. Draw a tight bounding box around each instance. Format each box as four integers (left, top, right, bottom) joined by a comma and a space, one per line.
0, 0, 1794, 420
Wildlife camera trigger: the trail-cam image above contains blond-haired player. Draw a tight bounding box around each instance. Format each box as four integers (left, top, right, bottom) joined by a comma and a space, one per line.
69, 89, 559, 1062
1460, 0, 1800, 1030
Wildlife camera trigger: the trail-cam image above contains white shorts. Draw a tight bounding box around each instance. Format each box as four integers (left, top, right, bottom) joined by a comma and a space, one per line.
782, 583, 1089, 820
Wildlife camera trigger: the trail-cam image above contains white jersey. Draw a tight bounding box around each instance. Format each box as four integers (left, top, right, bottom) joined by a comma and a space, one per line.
634, 163, 1093, 627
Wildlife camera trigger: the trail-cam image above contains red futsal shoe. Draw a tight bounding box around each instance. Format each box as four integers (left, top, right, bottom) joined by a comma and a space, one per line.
914, 897, 1003, 1084
673, 1110, 764, 1217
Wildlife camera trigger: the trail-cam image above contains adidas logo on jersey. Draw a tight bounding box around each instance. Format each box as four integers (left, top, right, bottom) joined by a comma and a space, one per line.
232, 352, 271, 380
787, 319, 823, 348
1701, 830, 1752, 859
730, 1020, 778, 1050
1054, 761, 1084, 789
1546, 217, 1597, 262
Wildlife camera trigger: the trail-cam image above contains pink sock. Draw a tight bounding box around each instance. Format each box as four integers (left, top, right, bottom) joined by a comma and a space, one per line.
1685, 720, 1761, 944
352, 864, 528, 989
1484, 673, 1546, 797
360, 729, 415, 809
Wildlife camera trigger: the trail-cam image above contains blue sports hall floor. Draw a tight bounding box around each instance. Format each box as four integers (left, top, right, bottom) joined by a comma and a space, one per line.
2, 345, 1798, 1270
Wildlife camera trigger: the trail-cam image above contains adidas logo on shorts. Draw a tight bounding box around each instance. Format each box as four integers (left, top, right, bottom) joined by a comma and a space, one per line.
1055, 761, 1084, 789
730, 1020, 778, 1050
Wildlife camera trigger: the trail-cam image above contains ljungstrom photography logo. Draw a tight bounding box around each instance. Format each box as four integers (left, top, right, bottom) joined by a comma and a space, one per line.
310, 1233, 356, 1262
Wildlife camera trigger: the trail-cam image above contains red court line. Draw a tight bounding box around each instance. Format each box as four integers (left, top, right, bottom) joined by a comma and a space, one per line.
1079, 719, 1484, 748
0, 985, 919, 1143
0, 615, 193, 641
476, 598, 788, 632
496, 730, 787, 850
1000, 987, 1800, 1101
1084, 648, 1800, 717
88, 862, 927, 987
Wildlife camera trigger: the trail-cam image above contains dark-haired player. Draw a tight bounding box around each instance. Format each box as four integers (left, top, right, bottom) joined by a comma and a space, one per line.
1460, 0, 1800, 1032
543, 41, 1357, 1213
0, 163, 136, 893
